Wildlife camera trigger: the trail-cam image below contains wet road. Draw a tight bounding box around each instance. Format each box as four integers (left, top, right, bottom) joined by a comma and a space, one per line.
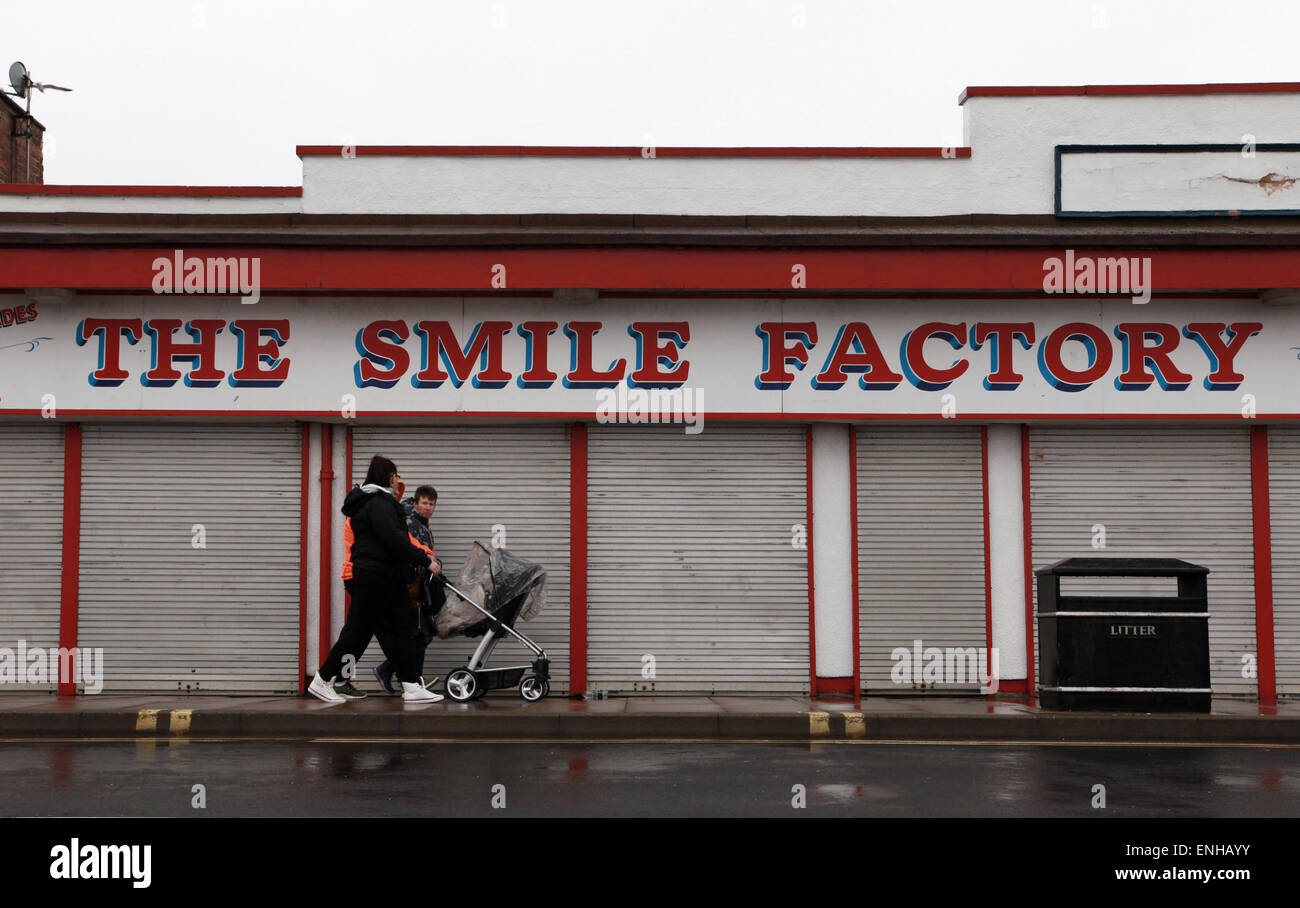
2, 739, 1298, 817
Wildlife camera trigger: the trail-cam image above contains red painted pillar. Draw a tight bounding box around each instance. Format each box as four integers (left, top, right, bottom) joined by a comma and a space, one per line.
319, 425, 333, 671
57, 424, 82, 698
1250, 426, 1277, 703
569, 423, 588, 694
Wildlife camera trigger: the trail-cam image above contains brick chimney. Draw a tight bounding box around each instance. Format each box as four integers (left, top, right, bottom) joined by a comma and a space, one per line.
0, 93, 44, 184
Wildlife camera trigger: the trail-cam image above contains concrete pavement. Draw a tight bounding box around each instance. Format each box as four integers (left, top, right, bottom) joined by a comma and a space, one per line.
1, 692, 1298, 742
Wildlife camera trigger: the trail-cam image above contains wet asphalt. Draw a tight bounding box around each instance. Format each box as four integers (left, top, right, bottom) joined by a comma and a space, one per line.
2, 739, 1298, 817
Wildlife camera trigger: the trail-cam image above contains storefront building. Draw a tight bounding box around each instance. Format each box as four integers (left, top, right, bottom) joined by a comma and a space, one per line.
1, 82, 1298, 699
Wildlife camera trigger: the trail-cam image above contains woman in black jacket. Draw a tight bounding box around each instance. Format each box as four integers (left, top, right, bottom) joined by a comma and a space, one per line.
310, 455, 443, 703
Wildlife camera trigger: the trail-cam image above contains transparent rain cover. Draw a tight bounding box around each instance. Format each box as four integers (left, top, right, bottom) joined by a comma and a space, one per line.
434, 542, 547, 639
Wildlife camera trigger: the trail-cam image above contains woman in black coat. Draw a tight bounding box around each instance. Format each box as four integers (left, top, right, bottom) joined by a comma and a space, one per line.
310, 455, 443, 703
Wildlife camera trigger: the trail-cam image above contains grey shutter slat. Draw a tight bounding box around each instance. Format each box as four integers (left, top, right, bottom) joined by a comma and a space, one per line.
1268, 427, 1300, 694
78, 424, 300, 693
350, 426, 571, 692
1028, 427, 1256, 695
856, 426, 987, 692
588, 423, 809, 693
0, 425, 65, 692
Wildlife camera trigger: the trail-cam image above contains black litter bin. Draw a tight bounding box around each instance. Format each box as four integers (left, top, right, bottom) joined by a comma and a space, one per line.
1036, 558, 1211, 712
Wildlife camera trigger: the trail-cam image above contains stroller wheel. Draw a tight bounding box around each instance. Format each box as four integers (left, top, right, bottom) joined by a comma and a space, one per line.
519, 675, 546, 702
445, 669, 478, 702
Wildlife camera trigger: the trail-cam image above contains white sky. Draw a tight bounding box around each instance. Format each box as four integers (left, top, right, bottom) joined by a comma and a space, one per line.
8, 0, 1298, 186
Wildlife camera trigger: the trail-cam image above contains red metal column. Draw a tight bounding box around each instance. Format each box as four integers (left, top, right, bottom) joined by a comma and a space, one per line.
568, 423, 588, 694
1250, 426, 1277, 703
848, 427, 861, 699
57, 424, 82, 697
319, 425, 333, 673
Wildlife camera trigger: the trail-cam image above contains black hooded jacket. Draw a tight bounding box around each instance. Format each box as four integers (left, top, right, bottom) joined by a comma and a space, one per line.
341, 484, 429, 579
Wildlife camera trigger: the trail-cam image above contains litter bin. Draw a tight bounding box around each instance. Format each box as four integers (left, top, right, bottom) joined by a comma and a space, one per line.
1036, 557, 1211, 712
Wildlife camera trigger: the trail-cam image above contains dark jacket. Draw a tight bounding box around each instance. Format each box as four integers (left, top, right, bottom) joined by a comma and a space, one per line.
341, 484, 429, 580
401, 496, 438, 563
401, 496, 446, 623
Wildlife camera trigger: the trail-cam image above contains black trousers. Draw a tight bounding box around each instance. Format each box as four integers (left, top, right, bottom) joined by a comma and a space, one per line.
319, 569, 418, 683
379, 576, 446, 680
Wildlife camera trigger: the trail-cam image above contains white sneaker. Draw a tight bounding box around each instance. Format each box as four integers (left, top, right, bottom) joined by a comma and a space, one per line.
309, 672, 345, 703
402, 681, 445, 703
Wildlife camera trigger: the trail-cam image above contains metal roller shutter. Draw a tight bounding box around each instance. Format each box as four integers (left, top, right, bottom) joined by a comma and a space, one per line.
588, 423, 809, 694
1268, 427, 1300, 695
0, 425, 65, 692
349, 426, 571, 693
1028, 427, 1255, 695
856, 426, 987, 692
79, 424, 301, 693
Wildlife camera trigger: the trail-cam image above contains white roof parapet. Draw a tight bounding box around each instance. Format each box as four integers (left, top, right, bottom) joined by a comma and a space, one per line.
0, 83, 1297, 219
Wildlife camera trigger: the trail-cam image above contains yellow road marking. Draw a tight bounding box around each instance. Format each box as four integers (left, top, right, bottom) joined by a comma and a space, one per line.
134, 709, 159, 733
844, 713, 866, 739
808, 712, 830, 736
169, 710, 192, 735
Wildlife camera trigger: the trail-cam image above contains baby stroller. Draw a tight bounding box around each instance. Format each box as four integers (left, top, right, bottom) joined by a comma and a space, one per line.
430, 541, 551, 702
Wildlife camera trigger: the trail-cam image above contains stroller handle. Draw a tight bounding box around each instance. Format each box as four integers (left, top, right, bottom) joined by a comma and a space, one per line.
430, 573, 545, 659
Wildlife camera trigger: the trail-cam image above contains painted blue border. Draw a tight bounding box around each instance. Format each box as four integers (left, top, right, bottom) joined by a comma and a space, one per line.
1054, 143, 1300, 217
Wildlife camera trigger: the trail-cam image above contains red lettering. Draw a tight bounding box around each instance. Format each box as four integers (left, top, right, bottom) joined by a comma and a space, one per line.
812, 322, 902, 390
413, 320, 512, 389
563, 321, 626, 388
1115, 323, 1193, 390
628, 321, 690, 387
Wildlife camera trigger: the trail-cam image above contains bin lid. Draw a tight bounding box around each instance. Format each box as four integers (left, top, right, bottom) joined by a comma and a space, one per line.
1034, 557, 1209, 577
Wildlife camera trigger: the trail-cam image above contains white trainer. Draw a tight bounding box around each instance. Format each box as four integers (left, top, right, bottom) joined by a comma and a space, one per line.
308, 672, 345, 703
402, 681, 445, 703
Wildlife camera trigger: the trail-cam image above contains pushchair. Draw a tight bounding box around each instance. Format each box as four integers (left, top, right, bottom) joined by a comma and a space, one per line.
429, 541, 551, 702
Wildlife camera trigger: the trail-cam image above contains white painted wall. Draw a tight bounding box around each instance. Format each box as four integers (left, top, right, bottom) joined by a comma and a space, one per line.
1, 91, 1296, 218
1059, 148, 1300, 214
986, 424, 1026, 679
811, 423, 854, 677
0, 195, 301, 215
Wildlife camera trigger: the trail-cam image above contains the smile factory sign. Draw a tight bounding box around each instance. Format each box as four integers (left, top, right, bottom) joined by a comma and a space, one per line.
2, 295, 1297, 419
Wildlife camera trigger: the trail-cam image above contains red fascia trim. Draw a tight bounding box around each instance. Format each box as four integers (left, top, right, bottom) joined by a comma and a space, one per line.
981, 426, 993, 662
568, 423, 589, 695
0, 184, 302, 197
57, 423, 82, 697
12, 246, 1300, 292
318, 425, 333, 673
344, 425, 352, 618
1250, 427, 1277, 703
815, 677, 855, 694
959, 82, 1300, 104
848, 427, 861, 699
1021, 425, 1036, 697
295, 144, 970, 158
299, 424, 310, 691
806, 426, 817, 697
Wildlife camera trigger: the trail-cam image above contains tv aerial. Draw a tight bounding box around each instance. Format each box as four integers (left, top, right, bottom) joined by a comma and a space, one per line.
4, 62, 72, 182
